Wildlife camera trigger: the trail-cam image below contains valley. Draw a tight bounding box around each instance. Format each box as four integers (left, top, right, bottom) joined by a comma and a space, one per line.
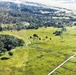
0, 27, 76, 75
0, 1, 76, 75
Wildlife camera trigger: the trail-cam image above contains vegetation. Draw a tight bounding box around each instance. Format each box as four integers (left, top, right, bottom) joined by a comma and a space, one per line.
0, 2, 75, 31
8, 52, 13, 56
0, 34, 24, 55
0, 27, 75, 75
0, 1, 76, 75
53, 30, 62, 36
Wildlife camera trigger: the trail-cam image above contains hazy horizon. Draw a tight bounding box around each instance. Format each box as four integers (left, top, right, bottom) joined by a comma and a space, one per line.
0, 0, 76, 11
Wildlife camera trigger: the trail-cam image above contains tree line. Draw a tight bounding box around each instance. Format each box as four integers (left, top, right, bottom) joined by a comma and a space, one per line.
0, 34, 24, 56
0, 2, 75, 31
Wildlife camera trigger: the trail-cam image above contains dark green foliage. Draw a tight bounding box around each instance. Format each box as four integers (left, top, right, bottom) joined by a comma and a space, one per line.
0, 34, 25, 55
53, 31, 62, 36
39, 38, 41, 40
1, 49, 7, 54
30, 36, 32, 39
50, 38, 52, 40
0, 2, 74, 31
17, 39, 25, 46
0, 26, 3, 31
8, 52, 13, 56
74, 23, 76, 26
0, 42, 5, 54
1, 57, 9, 60
45, 36, 48, 39
37, 55, 44, 58
33, 34, 38, 38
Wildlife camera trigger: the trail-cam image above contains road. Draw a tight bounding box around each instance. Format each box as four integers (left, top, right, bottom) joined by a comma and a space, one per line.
48, 54, 76, 75
25, 36, 76, 75
25, 37, 31, 47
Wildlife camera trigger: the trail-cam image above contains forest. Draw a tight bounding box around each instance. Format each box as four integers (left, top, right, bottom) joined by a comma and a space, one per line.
0, 34, 24, 56
0, 1, 76, 31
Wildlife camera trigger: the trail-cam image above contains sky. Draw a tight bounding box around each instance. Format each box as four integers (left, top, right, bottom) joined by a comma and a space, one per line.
0, 0, 76, 11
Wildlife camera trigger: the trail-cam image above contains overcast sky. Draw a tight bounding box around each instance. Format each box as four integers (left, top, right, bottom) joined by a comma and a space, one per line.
0, 0, 76, 11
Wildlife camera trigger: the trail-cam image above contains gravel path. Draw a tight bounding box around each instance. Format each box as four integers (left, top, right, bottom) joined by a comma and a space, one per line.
48, 54, 76, 75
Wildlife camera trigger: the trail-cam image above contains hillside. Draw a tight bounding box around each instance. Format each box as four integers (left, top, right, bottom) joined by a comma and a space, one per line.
0, 1, 76, 75
0, 1, 76, 31
0, 27, 76, 75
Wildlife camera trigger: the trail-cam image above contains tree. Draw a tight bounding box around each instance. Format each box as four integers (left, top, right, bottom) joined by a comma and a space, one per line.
53, 31, 62, 36
30, 36, 32, 39
0, 26, 3, 31
50, 38, 52, 40
39, 38, 41, 40
0, 35, 25, 56
33, 34, 38, 38
8, 52, 13, 56
0, 42, 4, 53
74, 23, 76, 26
45, 36, 48, 39
2, 49, 7, 54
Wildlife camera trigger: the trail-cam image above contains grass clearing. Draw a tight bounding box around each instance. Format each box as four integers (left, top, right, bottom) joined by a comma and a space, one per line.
0, 27, 76, 75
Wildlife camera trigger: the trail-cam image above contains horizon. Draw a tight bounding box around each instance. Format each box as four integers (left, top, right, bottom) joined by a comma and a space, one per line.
0, 0, 76, 11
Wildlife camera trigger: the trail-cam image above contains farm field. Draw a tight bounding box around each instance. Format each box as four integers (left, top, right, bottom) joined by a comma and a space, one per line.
0, 27, 76, 75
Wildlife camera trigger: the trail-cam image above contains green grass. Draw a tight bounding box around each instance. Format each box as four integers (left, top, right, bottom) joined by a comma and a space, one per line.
0, 26, 76, 75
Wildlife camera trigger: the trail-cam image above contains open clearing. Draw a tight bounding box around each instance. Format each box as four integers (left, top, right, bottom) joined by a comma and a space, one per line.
0, 27, 76, 75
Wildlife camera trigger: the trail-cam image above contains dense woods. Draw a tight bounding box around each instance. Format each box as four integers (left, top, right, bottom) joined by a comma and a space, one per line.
0, 2, 75, 31
0, 35, 24, 55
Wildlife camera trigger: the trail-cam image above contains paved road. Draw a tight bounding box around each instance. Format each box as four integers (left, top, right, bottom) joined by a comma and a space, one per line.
48, 54, 76, 75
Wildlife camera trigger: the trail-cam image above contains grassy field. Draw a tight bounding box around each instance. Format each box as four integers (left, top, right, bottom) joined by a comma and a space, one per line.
0, 27, 76, 75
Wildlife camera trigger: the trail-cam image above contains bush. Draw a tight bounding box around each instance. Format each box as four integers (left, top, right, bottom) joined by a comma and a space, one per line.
1, 57, 9, 60
0, 26, 3, 31
33, 34, 38, 38
45, 36, 48, 39
53, 31, 62, 36
50, 38, 52, 40
39, 38, 41, 40
8, 52, 13, 56
30, 36, 32, 39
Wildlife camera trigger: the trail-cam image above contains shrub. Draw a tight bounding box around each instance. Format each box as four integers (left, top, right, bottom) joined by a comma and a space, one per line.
33, 34, 38, 38
45, 36, 48, 39
8, 52, 13, 56
53, 31, 62, 36
1, 57, 9, 60
39, 38, 41, 40
30, 36, 32, 39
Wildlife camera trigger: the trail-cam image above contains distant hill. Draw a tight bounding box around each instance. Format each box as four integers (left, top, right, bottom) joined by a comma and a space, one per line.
0, 1, 76, 30
0, 1, 73, 14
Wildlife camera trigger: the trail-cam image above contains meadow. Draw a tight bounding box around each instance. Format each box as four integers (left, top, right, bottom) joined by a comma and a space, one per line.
0, 26, 76, 75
